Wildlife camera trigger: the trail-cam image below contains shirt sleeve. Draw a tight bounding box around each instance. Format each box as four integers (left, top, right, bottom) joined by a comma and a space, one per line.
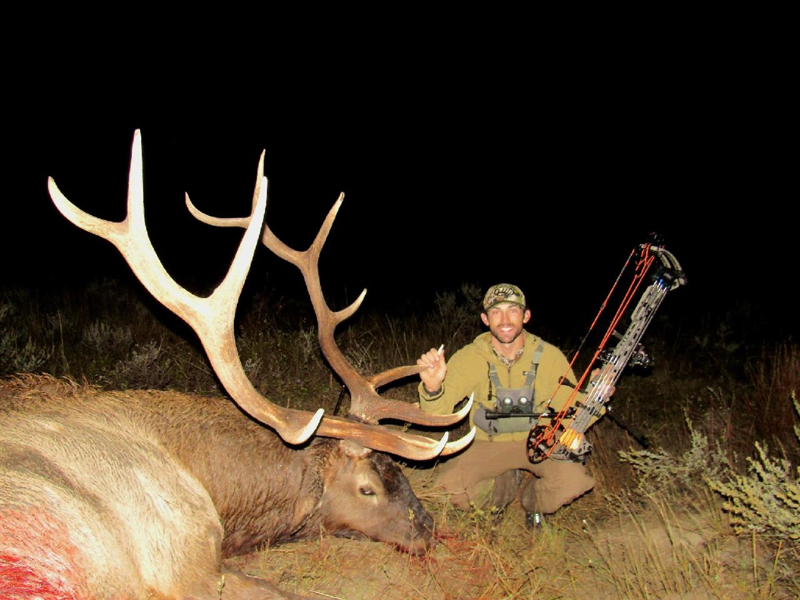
418, 346, 480, 415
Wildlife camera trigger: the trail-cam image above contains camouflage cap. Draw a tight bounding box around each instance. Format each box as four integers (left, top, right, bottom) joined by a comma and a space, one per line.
482, 283, 527, 312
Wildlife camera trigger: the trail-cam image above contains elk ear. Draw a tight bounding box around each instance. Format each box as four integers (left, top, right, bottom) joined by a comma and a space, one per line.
291, 465, 324, 533
339, 439, 372, 460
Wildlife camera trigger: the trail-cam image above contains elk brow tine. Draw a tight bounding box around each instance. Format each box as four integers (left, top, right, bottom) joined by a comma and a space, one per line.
352, 389, 473, 427
315, 418, 475, 459
48, 130, 323, 446
314, 416, 450, 459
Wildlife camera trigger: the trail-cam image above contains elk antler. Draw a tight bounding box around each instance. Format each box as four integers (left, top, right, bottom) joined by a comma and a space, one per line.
48, 130, 474, 460
186, 163, 473, 428
186, 148, 475, 456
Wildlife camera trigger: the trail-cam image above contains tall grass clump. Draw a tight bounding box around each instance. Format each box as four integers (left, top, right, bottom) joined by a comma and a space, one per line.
1, 288, 55, 374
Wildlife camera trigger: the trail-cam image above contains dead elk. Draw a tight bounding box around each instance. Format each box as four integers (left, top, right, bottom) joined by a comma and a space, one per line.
0, 131, 475, 599
0, 376, 433, 598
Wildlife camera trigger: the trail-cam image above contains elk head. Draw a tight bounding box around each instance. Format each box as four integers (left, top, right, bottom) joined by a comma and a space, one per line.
48, 130, 474, 460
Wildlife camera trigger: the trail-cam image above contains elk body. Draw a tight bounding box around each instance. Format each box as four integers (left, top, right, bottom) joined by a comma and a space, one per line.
0, 376, 432, 599
0, 131, 474, 599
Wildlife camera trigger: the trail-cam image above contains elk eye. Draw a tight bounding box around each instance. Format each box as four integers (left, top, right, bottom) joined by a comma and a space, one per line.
359, 487, 375, 496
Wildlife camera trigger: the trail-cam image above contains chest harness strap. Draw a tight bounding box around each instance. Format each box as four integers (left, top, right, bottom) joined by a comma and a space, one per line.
474, 343, 544, 437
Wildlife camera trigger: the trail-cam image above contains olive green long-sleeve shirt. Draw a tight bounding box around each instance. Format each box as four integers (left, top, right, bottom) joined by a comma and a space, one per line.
419, 331, 596, 443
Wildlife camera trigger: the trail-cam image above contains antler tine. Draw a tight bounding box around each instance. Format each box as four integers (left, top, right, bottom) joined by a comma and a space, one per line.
48, 130, 323, 446
318, 412, 476, 459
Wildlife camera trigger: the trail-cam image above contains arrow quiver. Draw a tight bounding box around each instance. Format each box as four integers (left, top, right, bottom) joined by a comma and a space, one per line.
526, 237, 687, 464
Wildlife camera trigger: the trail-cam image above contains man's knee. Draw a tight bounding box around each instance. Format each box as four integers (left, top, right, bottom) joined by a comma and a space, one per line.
549, 469, 595, 512
520, 464, 595, 515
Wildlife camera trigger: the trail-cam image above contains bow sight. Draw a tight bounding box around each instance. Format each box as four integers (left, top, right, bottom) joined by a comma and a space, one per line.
526, 236, 687, 464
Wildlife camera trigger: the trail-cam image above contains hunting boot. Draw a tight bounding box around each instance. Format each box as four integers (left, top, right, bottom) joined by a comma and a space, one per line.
490, 469, 523, 513
519, 474, 544, 530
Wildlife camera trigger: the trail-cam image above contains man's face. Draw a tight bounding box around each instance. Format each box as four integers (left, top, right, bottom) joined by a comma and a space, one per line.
481, 302, 531, 345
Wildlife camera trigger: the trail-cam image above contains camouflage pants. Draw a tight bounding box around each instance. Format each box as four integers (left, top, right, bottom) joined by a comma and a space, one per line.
433, 440, 594, 514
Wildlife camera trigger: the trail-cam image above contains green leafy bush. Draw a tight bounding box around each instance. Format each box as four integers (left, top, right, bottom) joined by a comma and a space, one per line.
707, 392, 800, 542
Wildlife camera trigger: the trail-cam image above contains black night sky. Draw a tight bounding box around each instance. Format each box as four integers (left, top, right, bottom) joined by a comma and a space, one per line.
3, 47, 795, 344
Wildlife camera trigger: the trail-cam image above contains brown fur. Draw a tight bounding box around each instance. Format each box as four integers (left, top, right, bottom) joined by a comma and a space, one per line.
0, 375, 434, 599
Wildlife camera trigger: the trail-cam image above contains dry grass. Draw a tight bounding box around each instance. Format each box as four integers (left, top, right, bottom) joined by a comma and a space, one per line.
230, 474, 799, 599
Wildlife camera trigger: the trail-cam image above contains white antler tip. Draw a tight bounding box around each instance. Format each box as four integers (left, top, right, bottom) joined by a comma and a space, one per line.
286, 408, 324, 445
442, 427, 476, 456
465, 426, 477, 444
453, 392, 474, 421
431, 431, 449, 455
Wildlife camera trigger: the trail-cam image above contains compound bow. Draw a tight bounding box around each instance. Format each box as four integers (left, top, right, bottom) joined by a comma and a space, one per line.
527, 235, 687, 463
